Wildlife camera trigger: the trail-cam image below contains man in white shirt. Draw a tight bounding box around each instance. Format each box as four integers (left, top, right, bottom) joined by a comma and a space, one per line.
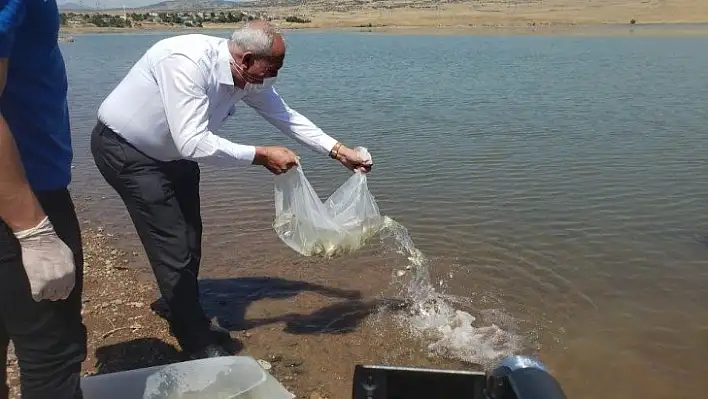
90, 20, 372, 359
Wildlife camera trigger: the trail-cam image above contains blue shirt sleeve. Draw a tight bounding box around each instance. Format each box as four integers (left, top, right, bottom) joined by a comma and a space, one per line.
0, 0, 26, 58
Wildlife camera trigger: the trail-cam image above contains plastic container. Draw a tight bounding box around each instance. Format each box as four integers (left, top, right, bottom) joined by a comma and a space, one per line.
80, 356, 295, 399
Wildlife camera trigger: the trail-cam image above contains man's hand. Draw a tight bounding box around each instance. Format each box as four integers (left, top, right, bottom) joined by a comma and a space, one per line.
253, 145, 300, 175
15, 217, 76, 302
333, 145, 373, 173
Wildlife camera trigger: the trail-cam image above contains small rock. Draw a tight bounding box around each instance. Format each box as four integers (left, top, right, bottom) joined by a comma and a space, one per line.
268, 354, 283, 363
257, 359, 272, 370
310, 392, 325, 399
282, 375, 294, 381
132, 251, 139, 256
396, 270, 406, 277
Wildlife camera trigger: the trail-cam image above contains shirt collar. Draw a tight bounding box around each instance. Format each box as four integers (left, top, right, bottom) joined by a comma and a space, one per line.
217, 39, 235, 86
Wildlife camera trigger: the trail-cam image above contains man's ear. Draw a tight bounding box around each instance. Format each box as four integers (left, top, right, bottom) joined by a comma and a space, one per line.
241, 52, 254, 68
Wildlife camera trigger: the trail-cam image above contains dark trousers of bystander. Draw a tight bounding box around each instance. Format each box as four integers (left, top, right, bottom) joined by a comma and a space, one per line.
0, 189, 87, 399
89, 120, 216, 354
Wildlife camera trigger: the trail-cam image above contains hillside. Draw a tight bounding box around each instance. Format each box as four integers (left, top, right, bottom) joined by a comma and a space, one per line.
59, 0, 247, 11
59, 2, 94, 11
58, 0, 708, 30
262, 0, 708, 18
134, 0, 239, 10
262, 0, 708, 27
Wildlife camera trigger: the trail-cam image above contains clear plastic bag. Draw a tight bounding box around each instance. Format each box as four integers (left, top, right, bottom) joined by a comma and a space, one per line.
273, 148, 384, 258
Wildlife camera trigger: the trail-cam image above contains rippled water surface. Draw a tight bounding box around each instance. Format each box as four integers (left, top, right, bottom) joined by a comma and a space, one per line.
61, 31, 708, 398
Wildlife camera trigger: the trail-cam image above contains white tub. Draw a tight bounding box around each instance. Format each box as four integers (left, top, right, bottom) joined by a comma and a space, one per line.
80, 356, 295, 399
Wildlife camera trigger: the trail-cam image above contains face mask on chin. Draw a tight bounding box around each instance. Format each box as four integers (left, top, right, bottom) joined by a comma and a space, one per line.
244, 76, 277, 93
230, 60, 277, 93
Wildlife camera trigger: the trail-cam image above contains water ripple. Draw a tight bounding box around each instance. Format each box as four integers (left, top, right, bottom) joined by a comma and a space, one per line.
60, 32, 708, 398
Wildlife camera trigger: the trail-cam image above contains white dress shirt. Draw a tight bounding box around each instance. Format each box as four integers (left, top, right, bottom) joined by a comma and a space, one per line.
97, 33, 338, 166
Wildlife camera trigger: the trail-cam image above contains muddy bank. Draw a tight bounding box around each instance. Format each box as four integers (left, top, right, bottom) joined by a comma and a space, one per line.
4, 219, 474, 398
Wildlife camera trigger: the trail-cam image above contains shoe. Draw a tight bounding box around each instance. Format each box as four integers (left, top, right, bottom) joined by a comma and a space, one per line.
210, 323, 233, 345
188, 344, 232, 360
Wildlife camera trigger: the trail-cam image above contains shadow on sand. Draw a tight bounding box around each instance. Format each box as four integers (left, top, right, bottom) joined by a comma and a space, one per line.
94, 277, 408, 375
94, 337, 182, 375
150, 276, 408, 334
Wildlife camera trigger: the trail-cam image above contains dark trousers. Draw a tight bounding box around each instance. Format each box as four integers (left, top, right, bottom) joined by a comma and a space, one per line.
0, 189, 87, 399
90, 121, 213, 353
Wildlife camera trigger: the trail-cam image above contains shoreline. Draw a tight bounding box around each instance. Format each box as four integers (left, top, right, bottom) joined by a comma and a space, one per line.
4, 217, 453, 399
59, 21, 708, 37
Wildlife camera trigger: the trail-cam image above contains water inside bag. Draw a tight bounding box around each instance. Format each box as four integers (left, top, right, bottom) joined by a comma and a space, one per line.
273, 154, 385, 258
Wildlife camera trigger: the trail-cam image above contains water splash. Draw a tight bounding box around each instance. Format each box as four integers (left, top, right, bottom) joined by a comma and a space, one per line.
379, 216, 522, 369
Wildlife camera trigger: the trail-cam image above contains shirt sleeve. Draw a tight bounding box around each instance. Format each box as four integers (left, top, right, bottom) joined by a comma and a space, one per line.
0, 0, 26, 58
242, 87, 338, 156
152, 54, 257, 166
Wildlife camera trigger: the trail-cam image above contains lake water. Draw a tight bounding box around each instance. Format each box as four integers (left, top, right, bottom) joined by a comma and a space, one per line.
61, 30, 708, 398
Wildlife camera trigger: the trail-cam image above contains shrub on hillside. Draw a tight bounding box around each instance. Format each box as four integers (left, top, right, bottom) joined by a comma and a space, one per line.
285, 16, 311, 23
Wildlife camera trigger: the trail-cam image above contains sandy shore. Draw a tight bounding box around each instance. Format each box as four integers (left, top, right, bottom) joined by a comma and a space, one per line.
59, 0, 708, 37
4, 215, 467, 399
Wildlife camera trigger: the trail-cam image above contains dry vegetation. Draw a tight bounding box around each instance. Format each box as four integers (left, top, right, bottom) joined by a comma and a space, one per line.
62, 0, 708, 34
259, 0, 708, 30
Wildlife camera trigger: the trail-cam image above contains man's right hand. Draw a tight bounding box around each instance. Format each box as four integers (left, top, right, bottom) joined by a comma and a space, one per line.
15, 217, 76, 302
253, 146, 300, 175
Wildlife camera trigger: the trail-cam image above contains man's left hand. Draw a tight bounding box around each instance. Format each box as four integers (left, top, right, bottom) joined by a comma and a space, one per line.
335, 145, 373, 173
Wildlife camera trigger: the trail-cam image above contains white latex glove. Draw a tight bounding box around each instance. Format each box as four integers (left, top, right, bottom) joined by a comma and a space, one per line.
14, 216, 76, 302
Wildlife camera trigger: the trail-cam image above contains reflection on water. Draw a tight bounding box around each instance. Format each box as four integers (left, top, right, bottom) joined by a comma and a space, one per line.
62, 31, 708, 398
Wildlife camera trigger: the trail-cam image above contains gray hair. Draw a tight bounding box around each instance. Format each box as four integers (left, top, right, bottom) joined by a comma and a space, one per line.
230, 21, 284, 58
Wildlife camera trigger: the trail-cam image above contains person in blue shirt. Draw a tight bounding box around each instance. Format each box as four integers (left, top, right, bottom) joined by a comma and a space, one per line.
0, 0, 86, 397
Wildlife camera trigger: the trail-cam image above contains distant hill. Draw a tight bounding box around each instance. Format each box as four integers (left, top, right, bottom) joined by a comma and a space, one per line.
59, 2, 94, 11
134, 0, 238, 10
58, 0, 248, 12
